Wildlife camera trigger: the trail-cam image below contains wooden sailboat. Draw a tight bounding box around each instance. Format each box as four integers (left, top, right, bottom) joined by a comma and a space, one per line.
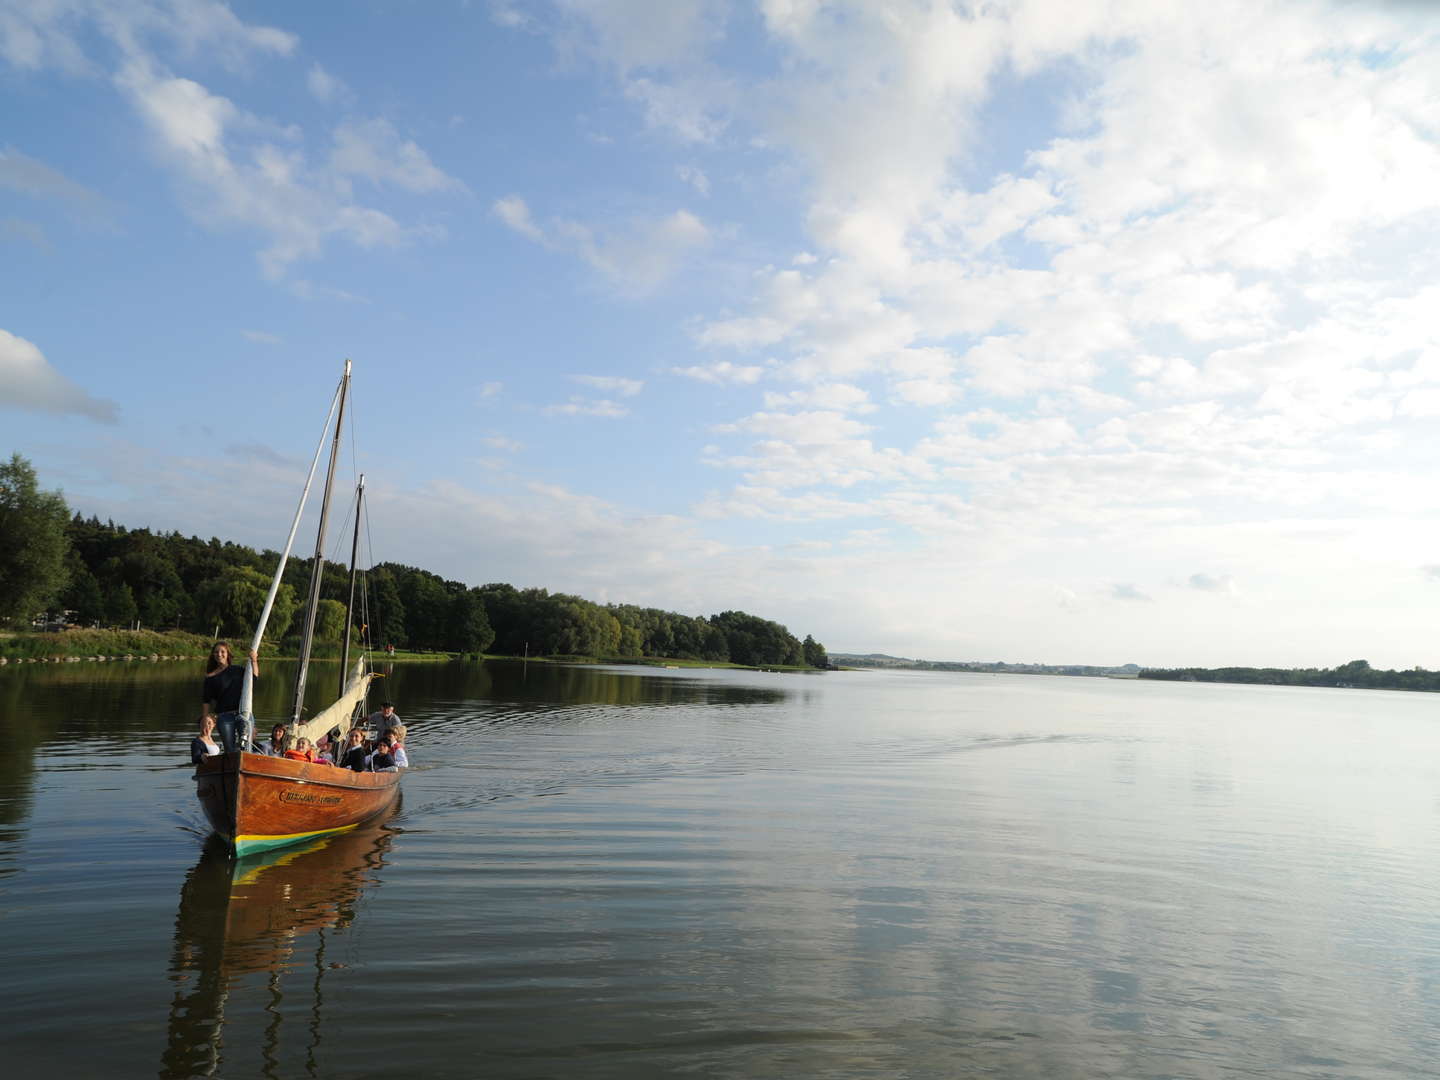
194, 361, 400, 856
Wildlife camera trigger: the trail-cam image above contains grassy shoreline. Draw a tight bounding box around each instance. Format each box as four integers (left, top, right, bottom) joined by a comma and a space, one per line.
0, 629, 827, 672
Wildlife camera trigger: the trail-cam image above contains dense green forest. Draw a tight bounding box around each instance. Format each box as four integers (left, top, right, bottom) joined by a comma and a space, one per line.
0, 454, 829, 668
1140, 659, 1438, 692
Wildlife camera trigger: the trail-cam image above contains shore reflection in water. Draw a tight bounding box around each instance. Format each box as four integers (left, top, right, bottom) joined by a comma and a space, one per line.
160, 808, 397, 1079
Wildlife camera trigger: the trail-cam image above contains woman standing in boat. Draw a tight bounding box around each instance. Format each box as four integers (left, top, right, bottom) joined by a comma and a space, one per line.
201, 642, 260, 753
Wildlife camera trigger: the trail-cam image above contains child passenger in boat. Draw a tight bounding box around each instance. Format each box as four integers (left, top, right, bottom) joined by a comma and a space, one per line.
369, 735, 398, 772
388, 725, 410, 769
283, 736, 325, 764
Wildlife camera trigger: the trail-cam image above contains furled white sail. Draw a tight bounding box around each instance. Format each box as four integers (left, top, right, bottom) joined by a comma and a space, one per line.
291, 658, 373, 746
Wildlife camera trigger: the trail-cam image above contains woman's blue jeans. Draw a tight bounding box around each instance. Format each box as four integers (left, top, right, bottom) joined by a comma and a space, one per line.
215, 711, 242, 753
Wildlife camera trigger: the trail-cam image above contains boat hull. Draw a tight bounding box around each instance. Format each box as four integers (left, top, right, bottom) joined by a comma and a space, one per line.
195, 751, 400, 857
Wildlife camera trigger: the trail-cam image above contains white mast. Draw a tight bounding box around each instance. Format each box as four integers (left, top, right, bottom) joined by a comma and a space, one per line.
235, 374, 345, 748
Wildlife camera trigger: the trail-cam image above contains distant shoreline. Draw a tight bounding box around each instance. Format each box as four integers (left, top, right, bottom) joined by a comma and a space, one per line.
830, 654, 1140, 678
0, 628, 826, 673
1137, 660, 1438, 693
831, 654, 1440, 693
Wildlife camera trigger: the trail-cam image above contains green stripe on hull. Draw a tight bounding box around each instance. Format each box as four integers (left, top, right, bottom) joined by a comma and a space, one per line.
234, 822, 359, 858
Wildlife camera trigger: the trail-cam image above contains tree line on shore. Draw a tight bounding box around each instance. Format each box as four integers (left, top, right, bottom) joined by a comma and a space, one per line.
0, 453, 829, 668
1140, 659, 1437, 691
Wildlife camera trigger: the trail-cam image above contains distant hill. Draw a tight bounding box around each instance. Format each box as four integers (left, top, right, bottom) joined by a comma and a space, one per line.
831, 654, 1141, 677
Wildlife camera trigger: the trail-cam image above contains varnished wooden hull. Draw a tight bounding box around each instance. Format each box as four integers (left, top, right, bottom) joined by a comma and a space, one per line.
195, 750, 400, 857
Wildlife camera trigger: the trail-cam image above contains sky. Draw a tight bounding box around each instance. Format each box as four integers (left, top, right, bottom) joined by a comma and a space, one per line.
4, 0, 1440, 669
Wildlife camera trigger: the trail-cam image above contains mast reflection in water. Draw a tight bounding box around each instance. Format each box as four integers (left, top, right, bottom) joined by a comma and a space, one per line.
161, 808, 397, 1079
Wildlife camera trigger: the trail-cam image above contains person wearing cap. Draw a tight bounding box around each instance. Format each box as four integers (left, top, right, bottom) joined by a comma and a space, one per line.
367, 701, 401, 736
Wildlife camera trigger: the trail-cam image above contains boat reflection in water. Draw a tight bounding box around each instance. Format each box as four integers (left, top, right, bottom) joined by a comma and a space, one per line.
160, 807, 397, 1079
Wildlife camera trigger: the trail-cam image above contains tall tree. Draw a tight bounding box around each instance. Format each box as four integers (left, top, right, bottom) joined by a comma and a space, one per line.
195, 565, 297, 643
60, 556, 104, 626
802, 634, 829, 669
0, 454, 72, 623
365, 565, 406, 647
293, 598, 347, 641
446, 588, 495, 652
102, 580, 138, 627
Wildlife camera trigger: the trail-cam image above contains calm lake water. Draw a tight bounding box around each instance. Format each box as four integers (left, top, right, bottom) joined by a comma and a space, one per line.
4, 660, 1440, 1078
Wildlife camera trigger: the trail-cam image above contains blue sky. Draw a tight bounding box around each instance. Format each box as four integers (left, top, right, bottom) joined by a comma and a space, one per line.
5, 0, 1440, 667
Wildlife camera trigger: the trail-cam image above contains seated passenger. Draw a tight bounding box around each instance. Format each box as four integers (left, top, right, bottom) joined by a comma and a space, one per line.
314, 734, 337, 764
340, 727, 369, 772
191, 715, 222, 765
370, 735, 398, 772
283, 736, 319, 763
388, 724, 410, 768
260, 723, 289, 757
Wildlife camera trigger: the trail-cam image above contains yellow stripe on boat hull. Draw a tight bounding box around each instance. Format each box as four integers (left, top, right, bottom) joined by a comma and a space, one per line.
233, 822, 359, 858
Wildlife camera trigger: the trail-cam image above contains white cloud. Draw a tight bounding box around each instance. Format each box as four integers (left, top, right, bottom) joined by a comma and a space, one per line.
710, 409, 931, 491
114, 58, 445, 278
762, 383, 874, 414
493, 194, 544, 240
562, 208, 711, 294
307, 62, 348, 104
330, 117, 463, 193
0, 328, 117, 422
572, 374, 644, 396
0, 0, 296, 76
917, 410, 1078, 461
543, 397, 630, 418
671, 360, 765, 385
499, 195, 711, 294
602, 1, 1440, 587
5, 7, 455, 283
547, 0, 736, 143
116, 62, 388, 272
676, 164, 710, 196
241, 329, 281, 345
489, 2, 534, 30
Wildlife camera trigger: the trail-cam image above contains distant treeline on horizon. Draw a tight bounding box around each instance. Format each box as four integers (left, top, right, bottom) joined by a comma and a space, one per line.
1139, 658, 1438, 692
834, 653, 1440, 693
832, 654, 1141, 677
31, 512, 831, 669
